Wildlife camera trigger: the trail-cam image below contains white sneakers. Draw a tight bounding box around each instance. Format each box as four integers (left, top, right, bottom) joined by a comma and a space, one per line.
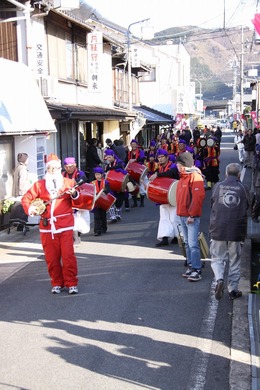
51, 286, 78, 294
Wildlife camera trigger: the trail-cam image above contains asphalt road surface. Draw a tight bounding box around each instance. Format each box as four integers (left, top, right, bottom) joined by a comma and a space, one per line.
0, 132, 246, 390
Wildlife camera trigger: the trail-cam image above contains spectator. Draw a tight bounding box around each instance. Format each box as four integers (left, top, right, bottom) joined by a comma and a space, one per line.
114, 139, 127, 162
251, 145, 260, 223
234, 129, 245, 164
13, 153, 30, 197
86, 138, 102, 182
242, 128, 256, 168
176, 152, 205, 281
209, 163, 250, 300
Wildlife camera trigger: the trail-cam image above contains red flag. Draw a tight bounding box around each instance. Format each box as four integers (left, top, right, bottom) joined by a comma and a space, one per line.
252, 14, 260, 35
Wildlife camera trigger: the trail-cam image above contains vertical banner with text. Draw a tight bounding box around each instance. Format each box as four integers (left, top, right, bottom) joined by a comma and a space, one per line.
87, 31, 103, 92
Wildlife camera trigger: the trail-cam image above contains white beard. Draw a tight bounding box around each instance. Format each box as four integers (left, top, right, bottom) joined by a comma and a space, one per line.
45, 171, 64, 198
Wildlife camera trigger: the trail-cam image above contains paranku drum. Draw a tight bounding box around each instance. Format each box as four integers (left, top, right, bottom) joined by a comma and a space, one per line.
125, 161, 148, 183
198, 138, 207, 148
71, 183, 96, 211
147, 177, 178, 207
106, 170, 129, 192
126, 181, 140, 196
94, 192, 116, 211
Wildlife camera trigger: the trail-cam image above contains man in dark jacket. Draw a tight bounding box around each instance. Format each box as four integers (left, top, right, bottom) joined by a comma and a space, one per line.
86, 138, 102, 182
243, 128, 256, 168
209, 163, 250, 300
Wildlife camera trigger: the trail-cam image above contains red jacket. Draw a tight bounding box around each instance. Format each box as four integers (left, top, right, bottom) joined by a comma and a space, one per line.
176, 168, 205, 217
22, 178, 79, 234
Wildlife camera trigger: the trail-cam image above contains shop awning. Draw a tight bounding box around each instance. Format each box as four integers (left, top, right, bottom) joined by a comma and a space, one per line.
0, 58, 56, 135
46, 102, 136, 121
133, 105, 174, 124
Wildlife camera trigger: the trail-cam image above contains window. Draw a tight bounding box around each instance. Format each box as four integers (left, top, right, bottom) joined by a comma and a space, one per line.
139, 67, 156, 82
46, 23, 87, 83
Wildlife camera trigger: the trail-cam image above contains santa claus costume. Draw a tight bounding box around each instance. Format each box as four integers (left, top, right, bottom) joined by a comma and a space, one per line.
22, 154, 82, 295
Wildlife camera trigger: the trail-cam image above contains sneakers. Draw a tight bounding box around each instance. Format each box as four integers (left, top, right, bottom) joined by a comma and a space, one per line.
215, 279, 224, 300
188, 271, 202, 282
229, 290, 242, 300
52, 286, 62, 294
52, 285, 78, 294
182, 267, 192, 278
69, 286, 78, 295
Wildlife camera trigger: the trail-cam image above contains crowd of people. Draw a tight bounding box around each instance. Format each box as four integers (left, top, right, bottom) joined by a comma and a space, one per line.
16, 122, 260, 299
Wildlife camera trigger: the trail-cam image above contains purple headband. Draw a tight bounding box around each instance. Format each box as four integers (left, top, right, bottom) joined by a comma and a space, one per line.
94, 167, 104, 174
63, 157, 76, 165
157, 148, 168, 156
104, 149, 115, 156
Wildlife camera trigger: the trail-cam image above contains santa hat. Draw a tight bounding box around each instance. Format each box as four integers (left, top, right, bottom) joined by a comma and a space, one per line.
46, 153, 61, 168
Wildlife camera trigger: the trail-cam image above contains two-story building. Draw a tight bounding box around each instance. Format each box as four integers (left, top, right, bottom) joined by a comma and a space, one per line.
0, 0, 193, 225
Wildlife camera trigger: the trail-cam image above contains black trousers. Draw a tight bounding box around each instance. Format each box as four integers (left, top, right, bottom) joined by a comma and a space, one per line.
93, 208, 107, 233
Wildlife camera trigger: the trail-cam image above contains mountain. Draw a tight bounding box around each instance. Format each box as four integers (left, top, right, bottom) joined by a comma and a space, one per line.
153, 26, 260, 103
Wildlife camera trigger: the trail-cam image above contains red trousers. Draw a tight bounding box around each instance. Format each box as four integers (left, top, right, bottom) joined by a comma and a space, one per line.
40, 230, 78, 288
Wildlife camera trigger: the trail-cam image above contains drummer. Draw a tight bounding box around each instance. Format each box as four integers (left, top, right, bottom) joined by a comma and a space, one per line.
104, 149, 127, 222
127, 139, 146, 208
145, 153, 158, 178
62, 156, 87, 246
149, 149, 180, 247
91, 167, 111, 236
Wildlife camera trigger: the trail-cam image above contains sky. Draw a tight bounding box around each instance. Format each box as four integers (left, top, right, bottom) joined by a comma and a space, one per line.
87, 0, 258, 34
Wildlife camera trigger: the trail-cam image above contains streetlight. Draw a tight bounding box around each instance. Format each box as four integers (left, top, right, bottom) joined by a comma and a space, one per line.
127, 18, 150, 111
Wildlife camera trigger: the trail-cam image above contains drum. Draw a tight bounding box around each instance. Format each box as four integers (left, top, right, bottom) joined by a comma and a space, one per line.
198, 138, 207, 148
125, 161, 148, 183
126, 181, 140, 196
106, 170, 129, 192
206, 137, 215, 147
147, 177, 178, 206
71, 183, 96, 211
94, 192, 116, 211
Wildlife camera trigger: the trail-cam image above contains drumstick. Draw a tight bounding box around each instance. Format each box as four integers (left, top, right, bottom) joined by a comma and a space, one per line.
43, 178, 85, 206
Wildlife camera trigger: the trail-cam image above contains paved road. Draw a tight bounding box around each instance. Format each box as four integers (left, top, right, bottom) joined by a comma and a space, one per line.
0, 134, 251, 390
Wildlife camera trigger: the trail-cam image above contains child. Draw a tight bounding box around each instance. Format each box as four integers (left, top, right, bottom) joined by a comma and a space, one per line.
91, 167, 111, 236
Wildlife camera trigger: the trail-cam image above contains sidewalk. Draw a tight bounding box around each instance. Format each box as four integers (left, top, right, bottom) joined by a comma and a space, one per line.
0, 167, 257, 389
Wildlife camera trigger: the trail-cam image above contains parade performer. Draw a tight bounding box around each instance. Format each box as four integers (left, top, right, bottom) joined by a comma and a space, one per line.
203, 137, 220, 189
145, 153, 158, 178
104, 149, 127, 222
127, 139, 146, 207
21, 153, 82, 295
91, 167, 111, 235
62, 156, 87, 246
149, 149, 180, 247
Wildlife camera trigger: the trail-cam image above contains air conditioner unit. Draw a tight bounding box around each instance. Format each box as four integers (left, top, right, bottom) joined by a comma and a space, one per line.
36, 76, 58, 98
52, 0, 80, 9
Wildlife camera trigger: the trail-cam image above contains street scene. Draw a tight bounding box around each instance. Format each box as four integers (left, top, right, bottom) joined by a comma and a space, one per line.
0, 1, 260, 389
0, 133, 254, 389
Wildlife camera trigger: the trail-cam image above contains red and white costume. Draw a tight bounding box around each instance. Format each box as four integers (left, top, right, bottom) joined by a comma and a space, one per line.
22, 177, 80, 288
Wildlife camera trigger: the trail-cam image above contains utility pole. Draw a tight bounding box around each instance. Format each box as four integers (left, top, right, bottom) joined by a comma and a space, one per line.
240, 25, 244, 116
127, 18, 150, 112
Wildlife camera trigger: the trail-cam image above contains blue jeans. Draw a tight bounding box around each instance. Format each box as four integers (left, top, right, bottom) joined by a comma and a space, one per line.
180, 216, 201, 270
